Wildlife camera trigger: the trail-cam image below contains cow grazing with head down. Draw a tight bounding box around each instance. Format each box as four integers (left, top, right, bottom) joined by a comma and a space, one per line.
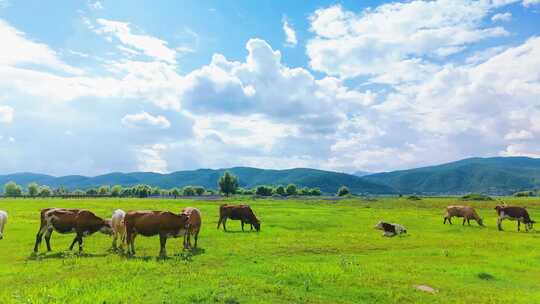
217, 204, 260, 232
111, 209, 126, 250
124, 210, 189, 257
495, 205, 535, 232
444, 205, 484, 226
34, 208, 113, 253
375, 221, 407, 237
181, 207, 202, 249
0, 210, 7, 240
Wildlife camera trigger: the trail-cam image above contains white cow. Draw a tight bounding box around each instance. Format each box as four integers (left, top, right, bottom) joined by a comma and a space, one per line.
0, 210, 7, 240
375, 221, 407, 237
111, 209, 126, 250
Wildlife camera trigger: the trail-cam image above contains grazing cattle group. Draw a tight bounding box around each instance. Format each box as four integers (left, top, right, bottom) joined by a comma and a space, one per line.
0, 199, 537, 257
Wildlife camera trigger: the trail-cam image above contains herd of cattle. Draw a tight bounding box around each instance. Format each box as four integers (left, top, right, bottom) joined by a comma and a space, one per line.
0, 203, 536, 256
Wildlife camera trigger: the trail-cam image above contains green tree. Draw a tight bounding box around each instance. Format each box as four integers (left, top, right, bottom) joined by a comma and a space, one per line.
72, 189, 85, 196
27, 182, 39, 197
194, 186, 205, 196
310, 188, 322, 196
337, 186, 350, 196
256, 185, 273, 196
286, 184, 297, 196
300, 187, 310, 196
170, 188, 180, 198
111, 185, 122, 197
39, 186, 52, 197
133, 184, 151, 198
98, 185, 110, 196
218, 171, 238, 196
182, 186, 196, 196
86, 188, 98, 196
54, 187, 68, 196
4, 181, 22, 197
274, 185, 286, 196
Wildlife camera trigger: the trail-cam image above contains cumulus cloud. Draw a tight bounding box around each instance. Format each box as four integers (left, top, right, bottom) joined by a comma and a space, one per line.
282, 17, 297, 46
491, 12, 512, 22
135, 144, 168, 173
0, 105, 13, 123
306, 1, 511, 81
94, 18, 177, 64
121, 111, 171, 129
523, 0, 540, 6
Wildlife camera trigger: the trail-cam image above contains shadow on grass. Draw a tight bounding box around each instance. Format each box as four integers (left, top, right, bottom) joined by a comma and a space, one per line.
27, 251, 109, 261
122, 247, 206, 262
478, 272, 496, 281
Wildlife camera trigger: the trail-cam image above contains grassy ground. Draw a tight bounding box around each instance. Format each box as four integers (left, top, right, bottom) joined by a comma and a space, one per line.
0, 196, 539, 303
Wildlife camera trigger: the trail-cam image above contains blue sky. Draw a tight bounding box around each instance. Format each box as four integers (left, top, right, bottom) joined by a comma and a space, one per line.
0, 0, 539, 176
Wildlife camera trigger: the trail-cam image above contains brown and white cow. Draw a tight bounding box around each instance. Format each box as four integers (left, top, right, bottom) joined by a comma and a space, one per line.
181, 207, 202, 249
111, 209, 126, 250
217, 204, 260, 232
0, 210, 7, 240
33, 208, 113, 253
124, 210, 189, 257
444, 205, 484, 226
495, 205, 535, 232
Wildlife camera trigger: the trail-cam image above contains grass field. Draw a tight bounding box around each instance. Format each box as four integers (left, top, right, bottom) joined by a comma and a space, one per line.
0, 196, 539, 303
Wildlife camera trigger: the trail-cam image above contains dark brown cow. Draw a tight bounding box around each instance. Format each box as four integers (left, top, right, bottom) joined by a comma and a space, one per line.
217, 204, 260, 232
495, 205, 535, 231
181, 207, 202, 249
33, 208, 113, 253
124, 210, 189, 257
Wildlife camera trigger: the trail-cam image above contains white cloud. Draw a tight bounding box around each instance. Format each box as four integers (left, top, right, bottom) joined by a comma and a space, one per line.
282, 17, 297, 46
307, 2, 511, 80
0, 105, 13, 123
95, 18, 177, 64
121, 111, 171, 129
88, 1, 103, 10
0, 19, 82, 74
523, 0, 540, 6
491, 12, 512, 22
135, 144, 168, 173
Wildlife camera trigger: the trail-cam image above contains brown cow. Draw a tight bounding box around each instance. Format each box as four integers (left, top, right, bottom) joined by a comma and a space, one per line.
181, 207, 202, 249
124, 210, 189, 257
217, 204, 260, 232
495, 205, 535, 231
33, 208, 113, 253
444, 205, 484, 226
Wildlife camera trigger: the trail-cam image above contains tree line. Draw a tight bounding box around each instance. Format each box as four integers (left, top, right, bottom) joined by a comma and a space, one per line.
1, 171, 352, 198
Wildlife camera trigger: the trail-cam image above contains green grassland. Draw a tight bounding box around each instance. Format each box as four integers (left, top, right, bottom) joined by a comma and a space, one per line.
0, 197, 539, 303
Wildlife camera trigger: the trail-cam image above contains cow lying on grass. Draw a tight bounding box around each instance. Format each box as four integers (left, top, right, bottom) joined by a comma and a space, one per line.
444, 205, 484, 226
34, 208, 113, 253
375, 221, 407, 237
495, 205, 535, 232
111, 209, 126, 250
0, 210, 7, 240
124, 210, 189, 257
217, 204, 260, 232
181, 207, 201, 249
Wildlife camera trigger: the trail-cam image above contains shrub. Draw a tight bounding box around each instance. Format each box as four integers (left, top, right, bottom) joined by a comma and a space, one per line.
274, 185, 286, 196
194, 186, 205, 196
310, 188, 322, 196
111, 185, 122, 197
513, 191, 534, 197
170, 188, 180, 198
38, 186, 52, 197
406, 195, 422, 200
300, 187, 310, 196
72, 189, 85, 196
86, 188, 98, 196
461, 193, 493, 201
256, 185, 273, 196
182, 186, 196, 196
98, 185, 110, 196
337, 186, 350, 197
27, 182, 39, 197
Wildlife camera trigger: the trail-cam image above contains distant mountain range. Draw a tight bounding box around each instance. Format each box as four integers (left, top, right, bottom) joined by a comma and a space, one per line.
363, 157, 540, 195
0, 167, 393, 195
2, 157, 540, 195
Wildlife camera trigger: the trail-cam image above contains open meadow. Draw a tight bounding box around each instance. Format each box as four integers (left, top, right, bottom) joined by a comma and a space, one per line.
0, 196, 539, 303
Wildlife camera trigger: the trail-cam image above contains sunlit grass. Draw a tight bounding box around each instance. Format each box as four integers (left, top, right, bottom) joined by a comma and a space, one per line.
0, 196, 539, 303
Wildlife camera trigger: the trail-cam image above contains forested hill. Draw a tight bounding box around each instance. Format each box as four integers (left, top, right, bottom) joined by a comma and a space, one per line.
363, 157, 540, 195
0, 167, 394, 195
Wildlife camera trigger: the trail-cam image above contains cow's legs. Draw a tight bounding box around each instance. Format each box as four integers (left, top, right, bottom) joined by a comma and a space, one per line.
33, 224, 48, 252
250, 224, 253, 231
222, 218, 227, 231
77, 235, 84, 252
217, 216, 223, 230
467, 219, 471, 226
159, 234, 167, 257
193, 232, 198, 249
112, 232, 118, 250
241, 221, 245, 231
126, 232, 136, 255
497, 218, 503, 231
462, 218, 466, 226
69, 235, 79, 251
517, 220, 521, 232
44, 228, 53, 251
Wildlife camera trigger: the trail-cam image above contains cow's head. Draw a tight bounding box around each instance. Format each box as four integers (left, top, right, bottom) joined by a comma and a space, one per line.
477, 218, 485, 226
253, 220, 261, 232
100, 219, 114, 235
494, 205, 504, 212
525, 220, 535, 231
